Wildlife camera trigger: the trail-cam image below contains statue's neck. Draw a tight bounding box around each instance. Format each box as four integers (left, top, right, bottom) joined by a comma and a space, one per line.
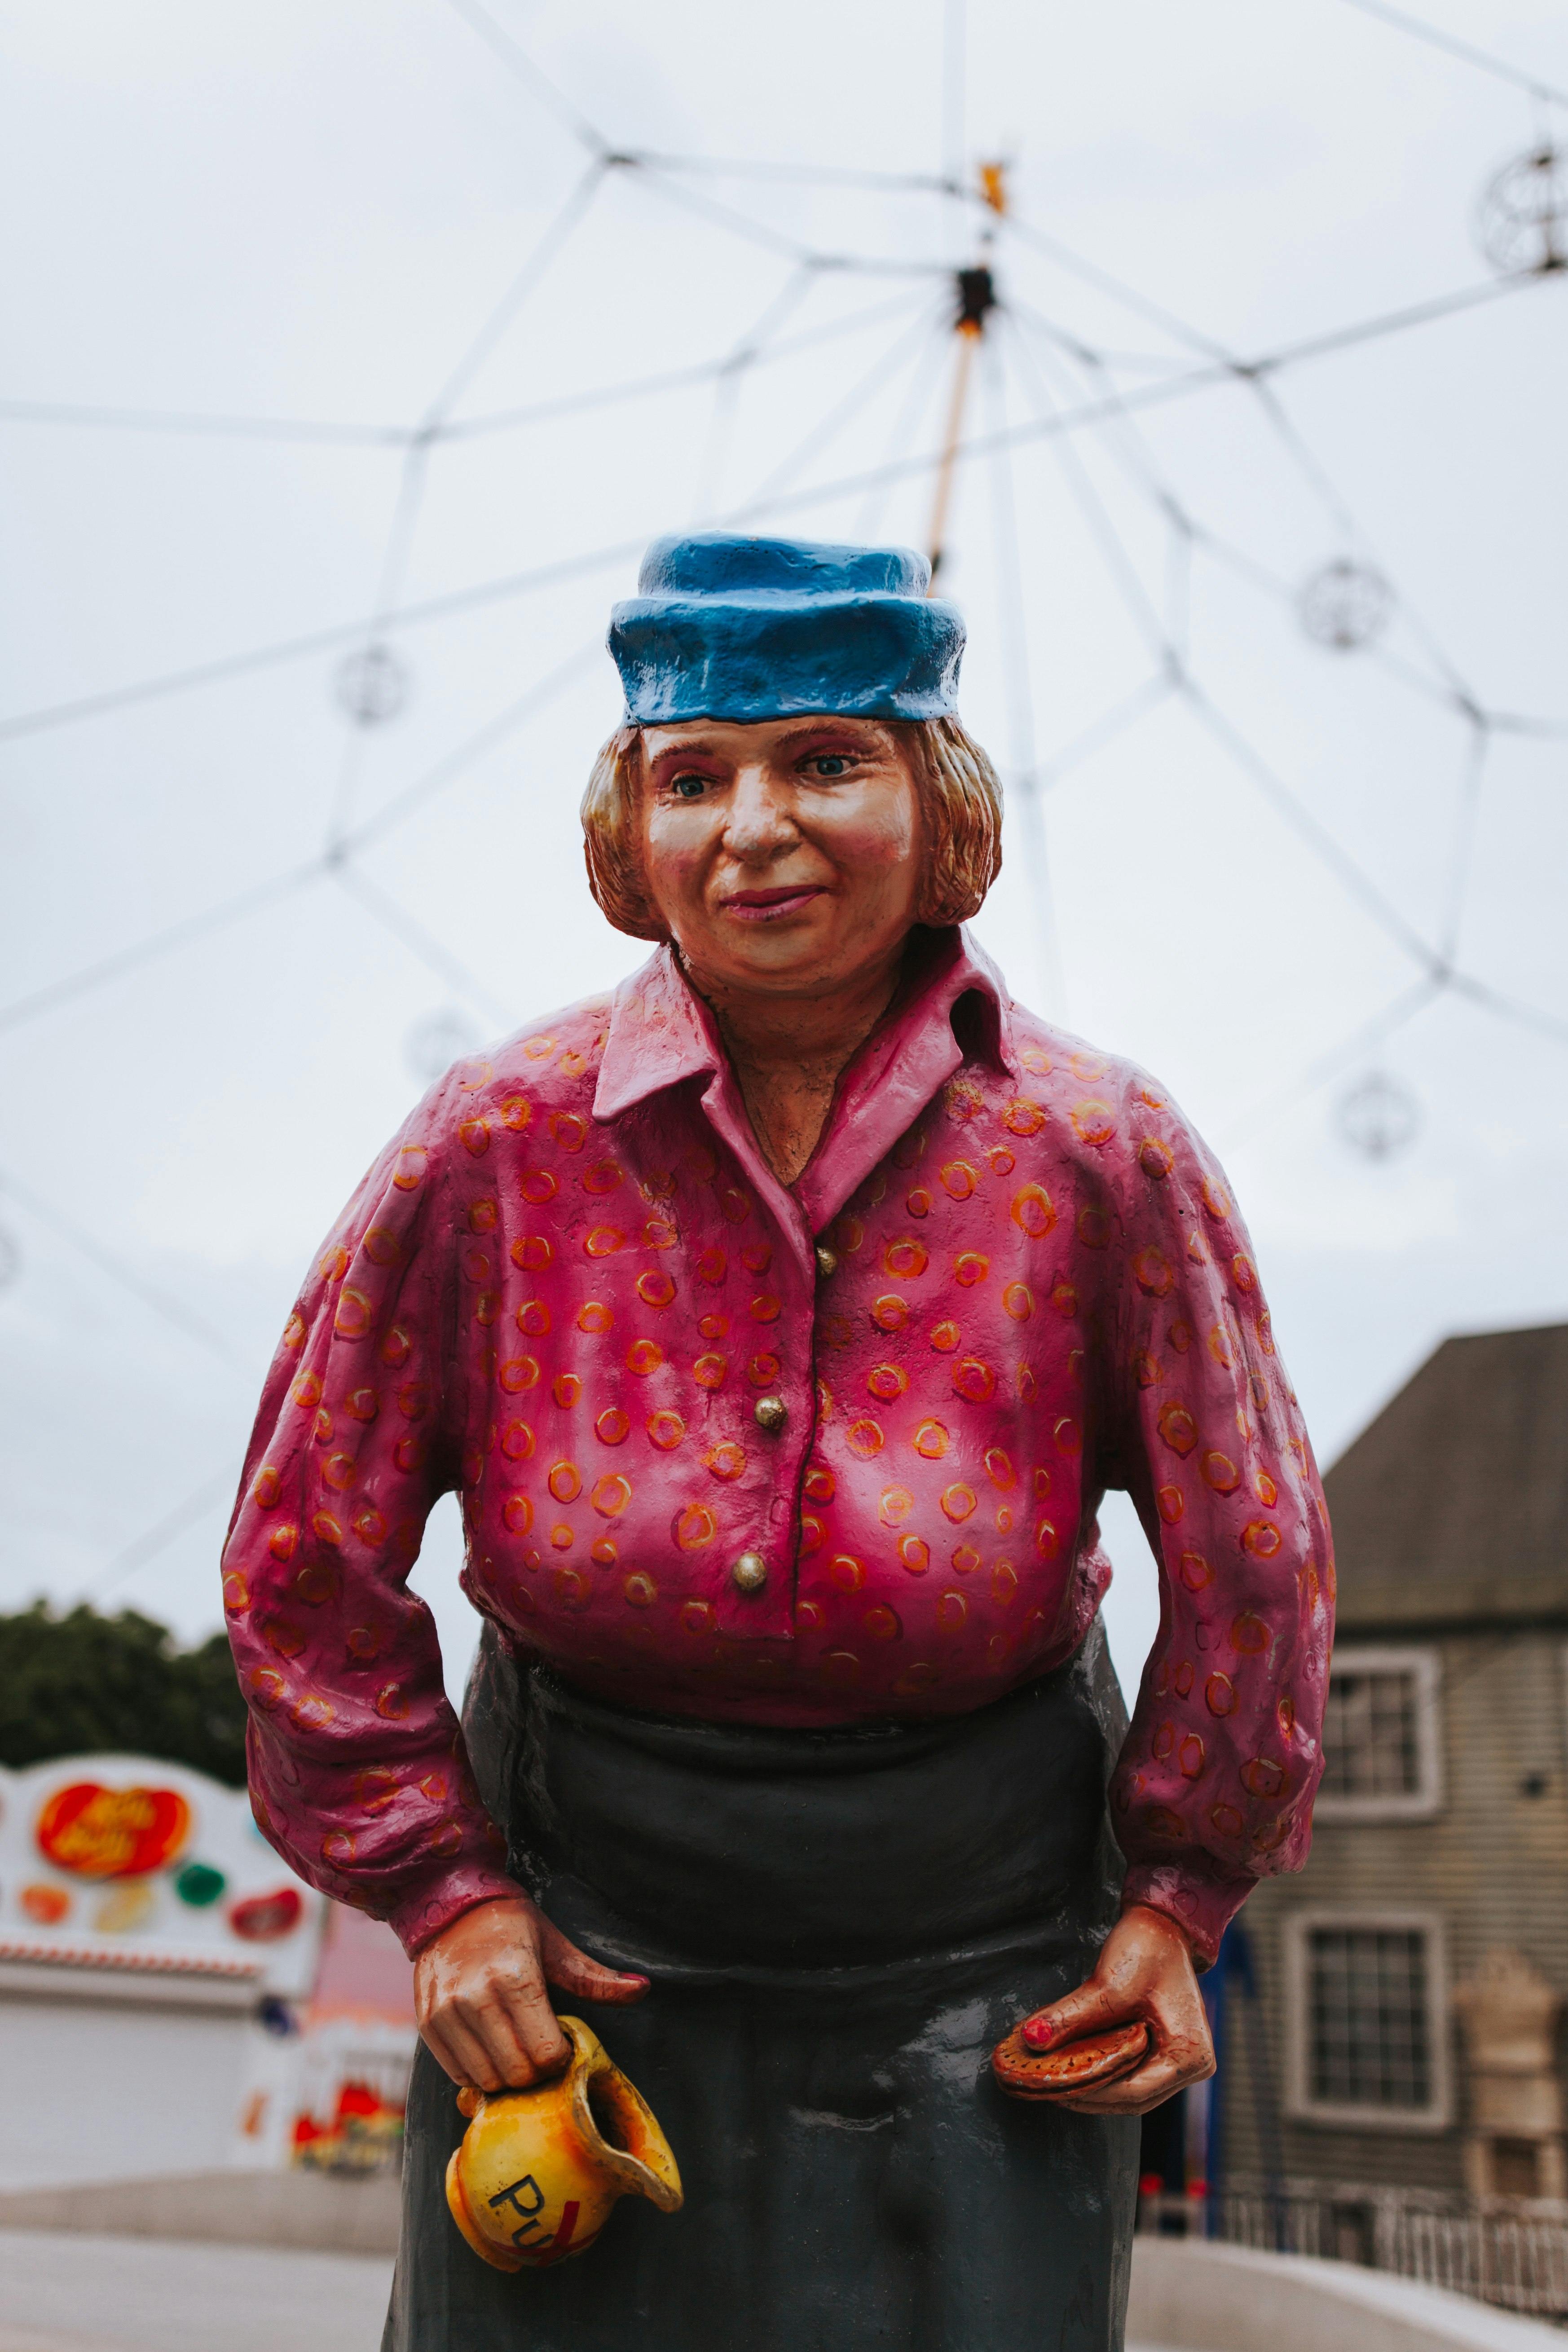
686, 943, 907, 1187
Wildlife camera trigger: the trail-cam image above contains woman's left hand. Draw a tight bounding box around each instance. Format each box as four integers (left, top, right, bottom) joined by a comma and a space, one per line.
1012, 1903, 1216, 2114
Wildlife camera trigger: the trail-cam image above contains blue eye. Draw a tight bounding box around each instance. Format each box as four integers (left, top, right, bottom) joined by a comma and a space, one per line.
810, 755, 849, 777
671, 775, 706, 800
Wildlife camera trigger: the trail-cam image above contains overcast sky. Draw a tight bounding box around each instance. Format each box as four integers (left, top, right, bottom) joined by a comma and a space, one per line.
1, 0, 1565, 1703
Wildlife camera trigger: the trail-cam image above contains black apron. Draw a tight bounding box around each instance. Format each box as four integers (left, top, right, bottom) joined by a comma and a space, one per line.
384, 1624, 1139, 2352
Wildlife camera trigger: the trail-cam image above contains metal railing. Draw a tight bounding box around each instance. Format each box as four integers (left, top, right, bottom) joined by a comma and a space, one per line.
1136, 2176, 1568, 2318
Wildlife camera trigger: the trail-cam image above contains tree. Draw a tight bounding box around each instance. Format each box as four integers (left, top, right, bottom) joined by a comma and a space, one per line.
0, 1603, 248, 1786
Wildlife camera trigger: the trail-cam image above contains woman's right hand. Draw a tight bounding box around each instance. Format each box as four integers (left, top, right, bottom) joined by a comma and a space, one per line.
413, 1894, 649, 2091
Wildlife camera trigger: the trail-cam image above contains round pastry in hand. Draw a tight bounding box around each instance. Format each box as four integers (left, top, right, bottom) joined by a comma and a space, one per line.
991, 2018, 1149, 2102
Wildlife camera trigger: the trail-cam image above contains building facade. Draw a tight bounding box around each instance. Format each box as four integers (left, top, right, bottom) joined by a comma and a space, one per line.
1226, 1322, 1568, 2204
0, 1752, 415, 2189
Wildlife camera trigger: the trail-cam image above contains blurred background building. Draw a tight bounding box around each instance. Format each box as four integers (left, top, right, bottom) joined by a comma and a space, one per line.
0, 1745, 416, 2193
1141, 1317, 1568, 2321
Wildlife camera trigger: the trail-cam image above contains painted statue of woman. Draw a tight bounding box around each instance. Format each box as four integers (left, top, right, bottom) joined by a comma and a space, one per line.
223, 533, 1331, 2351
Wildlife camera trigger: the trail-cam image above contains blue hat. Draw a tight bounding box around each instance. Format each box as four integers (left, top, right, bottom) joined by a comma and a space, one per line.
608, 533, 965, 725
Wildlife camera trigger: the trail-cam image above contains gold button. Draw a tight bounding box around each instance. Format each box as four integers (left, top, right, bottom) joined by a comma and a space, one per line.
815, 1243, 839, 1279
753, 1395, 787, 1433
731, 1551, 768, 1594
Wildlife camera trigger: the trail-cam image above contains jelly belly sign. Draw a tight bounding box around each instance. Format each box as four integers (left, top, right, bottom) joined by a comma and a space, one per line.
0, 1754, 322, 1999
36, 1781, 192, 1880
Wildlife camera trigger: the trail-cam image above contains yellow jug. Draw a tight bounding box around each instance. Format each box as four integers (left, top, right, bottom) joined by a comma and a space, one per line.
445, 2016, 683, 2271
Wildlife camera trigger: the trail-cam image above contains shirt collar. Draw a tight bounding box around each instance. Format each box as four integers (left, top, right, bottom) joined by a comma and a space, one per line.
594, 927, 1017, 1234
592, 942, 722, 1124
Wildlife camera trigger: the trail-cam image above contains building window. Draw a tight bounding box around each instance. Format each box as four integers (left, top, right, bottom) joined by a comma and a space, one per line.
1284, 1909, 1451, 2130
1314, 1644, 1441, 1821
1322, 1674, 1418, 1801
1309, 1928, 1430, 2107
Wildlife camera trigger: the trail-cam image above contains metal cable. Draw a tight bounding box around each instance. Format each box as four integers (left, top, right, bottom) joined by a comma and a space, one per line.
1446, 971, 1568, 1047
449, 289, 932, 440
981, 333, 1064, 1014
687, 265, 822, 523
442, 0, 611, 156
0, 859, 330, 1037
330, 863, 515, 1029
1011, 308, 1568, 742
5, 273, 1553, 752
628, 161, 945, 277
1331, 0, 1568, 112
996, 311, 1459, 995
0, 645, 601, 1038
1220, 978, 1446, 1148
326, 159, 611, 847
1439, 721, 1492, 968
0, 533, 647, 745
0, 399, 409, 446
1000, 311, 1173, 668
1185, 685, 1443, 975
630, 152, 956, 195
0, 1164, 249, 1374
853, 321, 953, 540
1032, 674, 1177, 796
89, 1470, 241, 1604
340, 639, 606, 859
741, 302, 945, 505
0, 291, 929, 452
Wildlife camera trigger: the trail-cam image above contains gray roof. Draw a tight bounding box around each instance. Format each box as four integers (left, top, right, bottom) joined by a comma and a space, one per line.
1324, 1322, 1568, 1632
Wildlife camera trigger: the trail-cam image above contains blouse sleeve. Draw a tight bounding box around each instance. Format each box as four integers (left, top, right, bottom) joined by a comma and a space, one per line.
221, 1088, 520, 1956
1098, 1067, 1334, 1967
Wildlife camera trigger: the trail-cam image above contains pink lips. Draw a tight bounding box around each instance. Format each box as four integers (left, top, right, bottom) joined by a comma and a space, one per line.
721, 886, 826, 923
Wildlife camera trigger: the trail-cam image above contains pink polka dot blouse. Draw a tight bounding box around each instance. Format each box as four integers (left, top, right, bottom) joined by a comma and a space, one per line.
224, 926, 1333, 1962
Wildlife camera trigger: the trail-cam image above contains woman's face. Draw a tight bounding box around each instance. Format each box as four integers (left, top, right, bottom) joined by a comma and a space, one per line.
637, 715, 923, 1000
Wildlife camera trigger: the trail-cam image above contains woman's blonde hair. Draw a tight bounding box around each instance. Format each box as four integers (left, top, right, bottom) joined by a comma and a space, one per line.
580, 717, 1004, 942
